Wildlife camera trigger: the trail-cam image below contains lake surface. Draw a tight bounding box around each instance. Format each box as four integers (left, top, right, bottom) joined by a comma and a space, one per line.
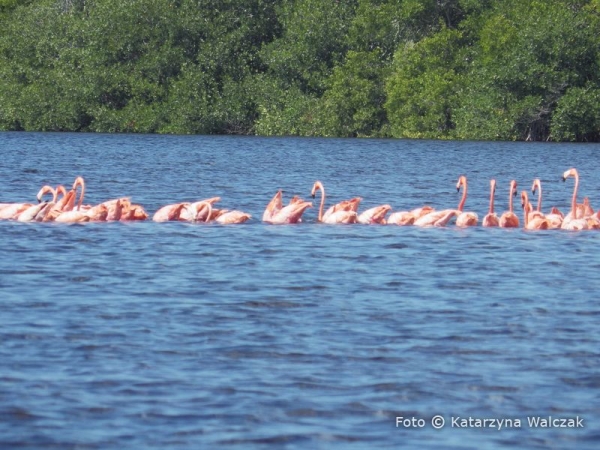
0, 132, 599, 449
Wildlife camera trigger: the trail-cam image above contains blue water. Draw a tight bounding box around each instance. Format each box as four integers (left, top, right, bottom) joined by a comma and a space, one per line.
0, 132, 599, 449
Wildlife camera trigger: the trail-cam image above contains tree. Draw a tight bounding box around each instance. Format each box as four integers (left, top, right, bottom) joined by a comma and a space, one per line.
384, 27, 464, 139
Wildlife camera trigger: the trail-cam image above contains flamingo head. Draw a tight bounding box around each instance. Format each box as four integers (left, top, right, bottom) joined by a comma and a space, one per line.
521, 191, 530, 209
509, 180, 517, 196
36, 185, 55, 203
531, 178, 541, 194
562, 168, 577, 182
456, 175, 467, 192
311, 181, 323, 198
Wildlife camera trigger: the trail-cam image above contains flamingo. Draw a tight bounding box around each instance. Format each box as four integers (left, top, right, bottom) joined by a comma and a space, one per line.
262, 190, 283, 222
387, 210, 416, 226
98, 197, 148, 221
180, 197, 222, 222
387, 206, 435, 226
120, 202, 149, 221
36, 185, 58, 203
413, 209, 459, 227
267, 200, 312, 224
152, 203, 188, 222
310, 181, 358, 224
185, 200, 214, 223
455, 175, 478, 227
0, 203, 33, 220
358, 204, 392, 224
482, 179, 499, 227
54, 210, 92, 223
581, 197, 594, 218
17, 202, 52, 222
64, 176, 86, 211
216, 210, 252, 224
531, 179, 562, 229
521, 191, 549, 230
561, 168, 589, 231
499, 180, 519, 228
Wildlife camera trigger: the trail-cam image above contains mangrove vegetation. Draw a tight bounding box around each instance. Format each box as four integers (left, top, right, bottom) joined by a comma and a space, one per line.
1, 0, 599, 141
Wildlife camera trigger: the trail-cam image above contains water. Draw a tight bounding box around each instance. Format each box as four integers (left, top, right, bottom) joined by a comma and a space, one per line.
0, 132, 599, 449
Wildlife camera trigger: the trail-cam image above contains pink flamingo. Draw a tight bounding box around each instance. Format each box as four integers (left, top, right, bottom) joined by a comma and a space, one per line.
153, 203, 188, 222
456, 175, 478, 227
482, 179, 499, 227
310, 181, 358, 224
358, 204, 392, 224
101, 197, 148, 221
17, 202, 53, 222
531, 179, 562, 229
36, 185, 58, 203
561, 168, 589, 230
267, 199, 312, 224
262, 190, 283, 222
387, 206, 435, 226
62, 176, 86, 212
216, 210, 252, 224
387, 210, 416, 226
499, 180, 519, 228
581, 197, 594, 218
521, 191, 549, 230
0, 202, 33, 220
180, 197, 222, 222
54, 209, 92, 223
186, 200, 214, 223
413, 209, 459, 227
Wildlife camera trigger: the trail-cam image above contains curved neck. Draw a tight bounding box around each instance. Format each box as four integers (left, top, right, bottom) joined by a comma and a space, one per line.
56, 185, 67, 202
458, 181, 467, 212
522, 193, 529, 228
73, 177, 85, 210
201, 201, 212, 222
571, 173, 579, 216
317, 185, 325, 221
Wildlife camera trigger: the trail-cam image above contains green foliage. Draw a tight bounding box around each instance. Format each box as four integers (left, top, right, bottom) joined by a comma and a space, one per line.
454, 0, 600, 140
259, 0, 356, 96
318, 50, 388, 137
384, 28, 464, 139
552, 85, 600, 141
253, 75, 323, 136
1, 0, 600, 140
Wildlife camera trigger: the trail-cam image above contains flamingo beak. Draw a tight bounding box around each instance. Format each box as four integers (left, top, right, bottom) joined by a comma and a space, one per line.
562, 176, 566, 182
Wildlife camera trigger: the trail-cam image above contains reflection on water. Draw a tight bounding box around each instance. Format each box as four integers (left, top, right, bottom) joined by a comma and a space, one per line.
0, 133, 599, 449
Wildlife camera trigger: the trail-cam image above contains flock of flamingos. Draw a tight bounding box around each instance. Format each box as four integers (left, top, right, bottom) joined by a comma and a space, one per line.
0, 168, 597, 231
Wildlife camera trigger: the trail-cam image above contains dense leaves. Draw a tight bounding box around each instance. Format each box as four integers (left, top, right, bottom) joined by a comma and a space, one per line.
0, 0, 599, 140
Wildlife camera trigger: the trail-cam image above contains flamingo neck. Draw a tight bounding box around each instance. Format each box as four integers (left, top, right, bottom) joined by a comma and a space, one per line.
318, 185, 325, 221
571, 173, 579, 217
509, 184, 514, 213
522, 193, 529, 228
458, 183, 467, 211
204, 201, 212, 222
78, 182, 85, 210
536, 183, 542, 212
488, 184, 495, 214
